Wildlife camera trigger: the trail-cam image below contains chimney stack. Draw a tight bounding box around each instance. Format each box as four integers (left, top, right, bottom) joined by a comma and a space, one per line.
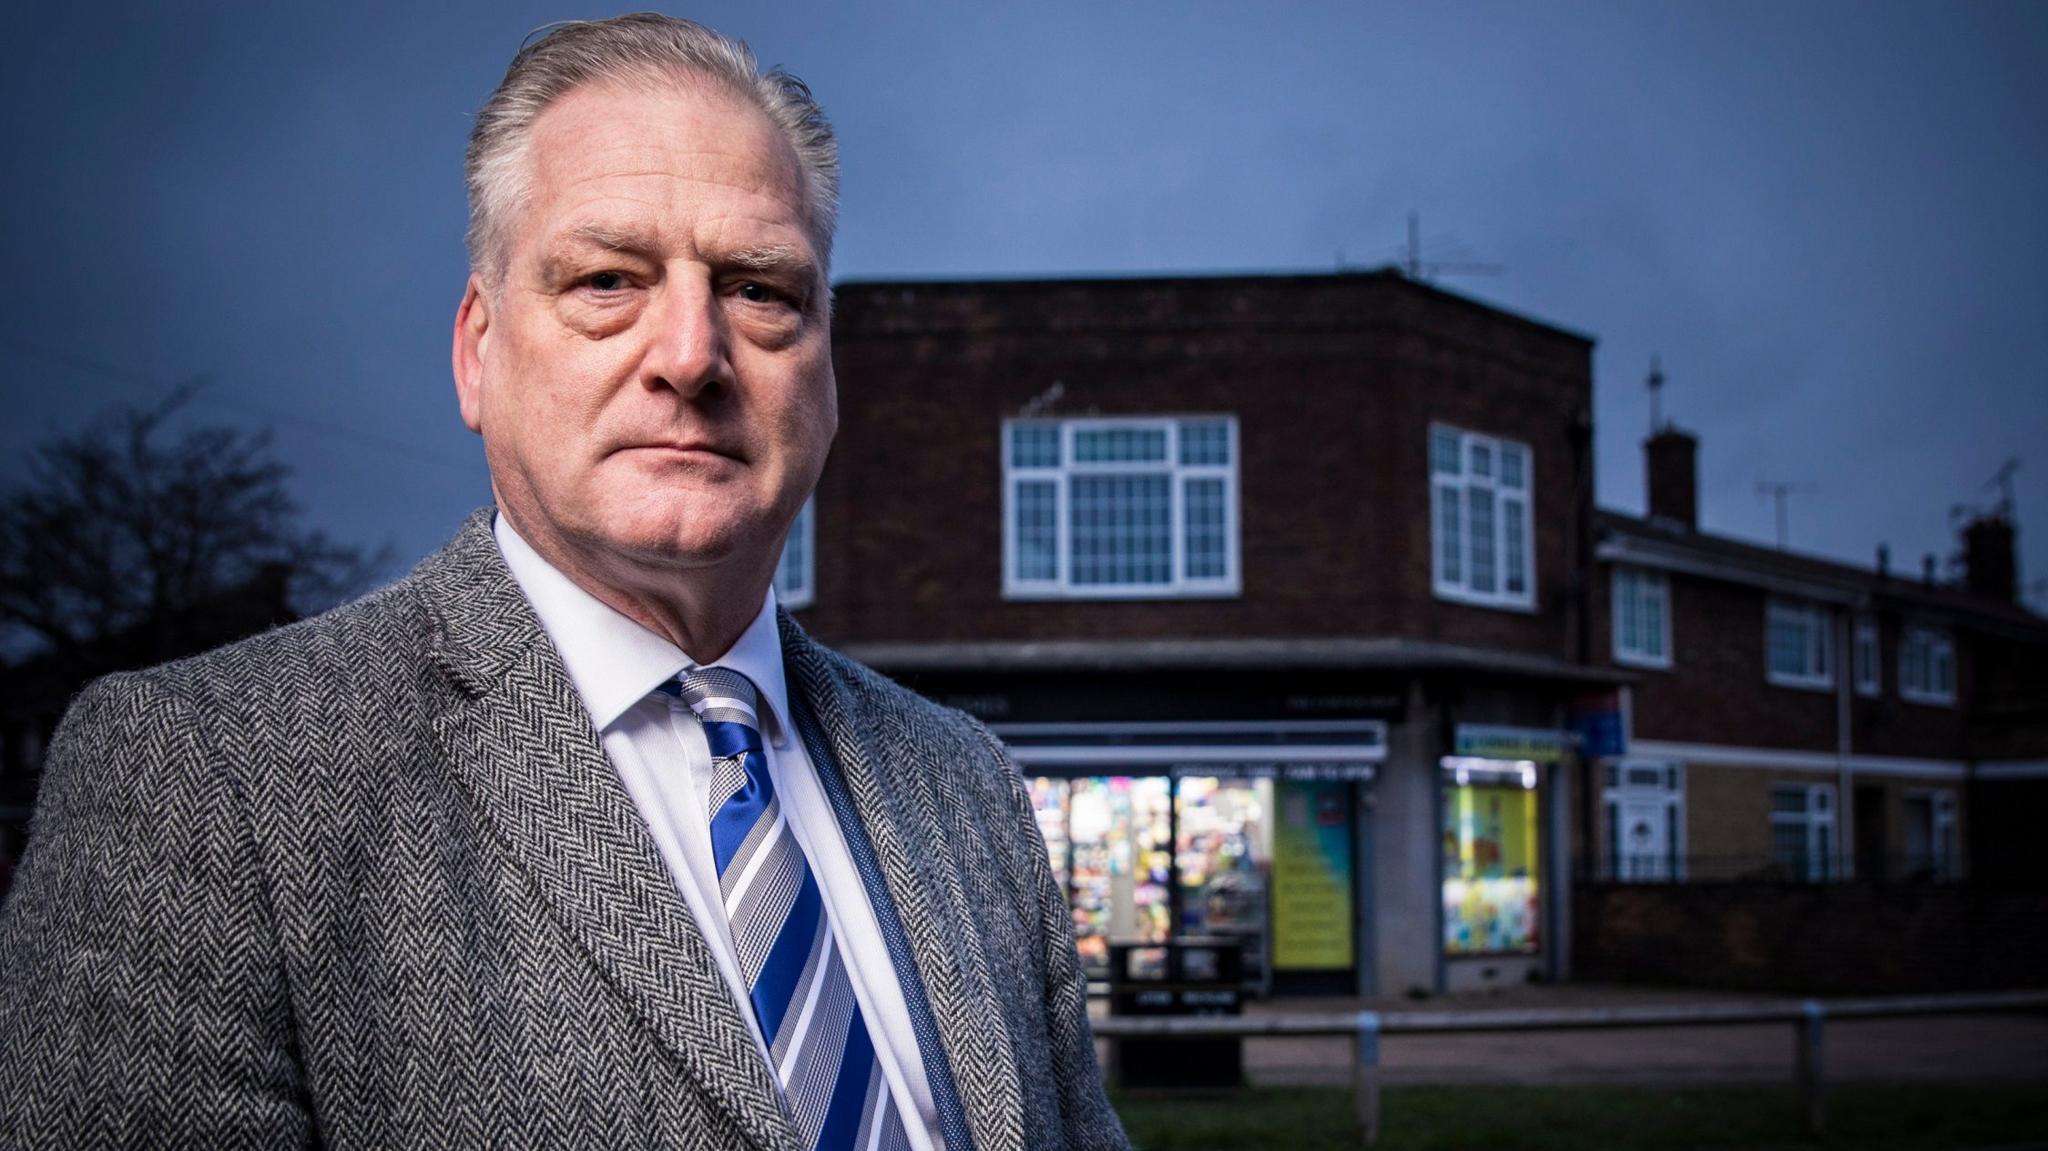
1962, 513, 2017, 602
1645, 427, 1699, 530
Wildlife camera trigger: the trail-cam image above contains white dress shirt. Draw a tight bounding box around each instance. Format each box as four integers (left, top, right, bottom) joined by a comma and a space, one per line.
494, 517, 942, 1151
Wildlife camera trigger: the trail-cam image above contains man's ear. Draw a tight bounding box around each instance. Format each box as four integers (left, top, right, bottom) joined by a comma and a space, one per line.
452, 277, 491, 433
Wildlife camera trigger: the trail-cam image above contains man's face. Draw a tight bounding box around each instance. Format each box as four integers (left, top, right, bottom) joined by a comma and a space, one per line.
454, 77, 834, 595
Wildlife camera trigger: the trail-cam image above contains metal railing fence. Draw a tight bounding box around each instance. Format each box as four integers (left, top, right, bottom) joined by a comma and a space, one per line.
1090, 988, 2048, 1147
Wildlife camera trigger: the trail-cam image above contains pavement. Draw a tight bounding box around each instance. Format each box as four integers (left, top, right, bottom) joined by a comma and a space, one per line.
1091, 982, 2048, 1088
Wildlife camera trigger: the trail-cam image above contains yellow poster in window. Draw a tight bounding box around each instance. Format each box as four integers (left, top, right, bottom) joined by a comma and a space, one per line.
1272, 780, 1354, 970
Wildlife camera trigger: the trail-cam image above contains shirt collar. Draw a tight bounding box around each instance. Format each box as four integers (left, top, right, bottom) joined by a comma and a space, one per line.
493, 513, 792, 745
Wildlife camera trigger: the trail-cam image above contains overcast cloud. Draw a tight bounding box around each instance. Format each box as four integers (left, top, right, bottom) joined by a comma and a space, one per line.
4, 1, 2044, 610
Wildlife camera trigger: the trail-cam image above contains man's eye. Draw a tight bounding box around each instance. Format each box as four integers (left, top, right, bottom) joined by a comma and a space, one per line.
736, 281, 781, 304
586, 271, 628, 292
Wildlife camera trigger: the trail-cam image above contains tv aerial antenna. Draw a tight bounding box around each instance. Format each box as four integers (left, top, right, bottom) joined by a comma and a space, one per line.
1755, 480, 1817, 550
1390, 211, 1503, 282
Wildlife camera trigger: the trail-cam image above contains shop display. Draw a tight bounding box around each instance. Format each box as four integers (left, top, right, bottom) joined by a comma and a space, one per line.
1174, 777, 1271, 938
1028, 777, 1071, 894
1028, 773, 1279, 978
1441, 781, 1541, 955
1063, 777, 1171, 971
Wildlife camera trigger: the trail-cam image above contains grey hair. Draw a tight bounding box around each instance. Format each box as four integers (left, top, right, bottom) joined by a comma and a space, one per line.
464, 13, 838, 292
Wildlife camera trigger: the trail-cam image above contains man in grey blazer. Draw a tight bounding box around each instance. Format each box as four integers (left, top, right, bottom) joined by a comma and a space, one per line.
0, 15, 1127, 1150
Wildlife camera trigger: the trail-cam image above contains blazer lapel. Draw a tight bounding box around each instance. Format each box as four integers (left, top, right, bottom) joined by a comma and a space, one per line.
781, 616, 1026, 1151
416, 512, 797, 1151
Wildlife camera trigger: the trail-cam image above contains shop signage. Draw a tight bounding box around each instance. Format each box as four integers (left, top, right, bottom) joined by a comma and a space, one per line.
1568, 692, 1626, 760
1283, 693, 1403, 717
1271, 780, 1355, 971
1453, 724, 1574, 765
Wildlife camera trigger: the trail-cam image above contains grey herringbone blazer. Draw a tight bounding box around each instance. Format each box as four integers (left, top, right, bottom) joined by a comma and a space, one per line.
0, 511, 1127, 1150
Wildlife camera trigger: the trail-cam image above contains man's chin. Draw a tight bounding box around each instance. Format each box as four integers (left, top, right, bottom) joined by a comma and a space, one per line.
595, 516, 752, 573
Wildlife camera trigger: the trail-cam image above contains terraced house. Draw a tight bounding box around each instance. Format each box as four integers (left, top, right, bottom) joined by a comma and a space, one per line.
1590, 427, 2046, 890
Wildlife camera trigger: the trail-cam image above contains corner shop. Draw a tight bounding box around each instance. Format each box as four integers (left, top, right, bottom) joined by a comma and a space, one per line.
895, 662, 1602, 998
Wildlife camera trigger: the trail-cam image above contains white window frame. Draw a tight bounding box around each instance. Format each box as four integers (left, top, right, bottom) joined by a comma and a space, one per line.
1611, 566, 1673, 669
1898, 626, 1957, 706
1429, 423, 1537, 612
1770, 782, 1837, 883
773, 497, 815, 610
1765, 598, 1834, 691
1001, 415, 1241, 600
1853, 615, 1881, 698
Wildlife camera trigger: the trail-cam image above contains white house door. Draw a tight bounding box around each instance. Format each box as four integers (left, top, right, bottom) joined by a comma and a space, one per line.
1617, 798, 1671, 881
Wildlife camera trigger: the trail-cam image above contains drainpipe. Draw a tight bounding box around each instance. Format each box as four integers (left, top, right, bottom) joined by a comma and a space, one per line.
1836, 607, 1854, 880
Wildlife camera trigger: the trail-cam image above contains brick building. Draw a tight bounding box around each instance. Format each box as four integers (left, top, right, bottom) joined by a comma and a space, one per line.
788, 269, 2048, 998
795, 270, 1628, 997
1587, 427, 2048, 888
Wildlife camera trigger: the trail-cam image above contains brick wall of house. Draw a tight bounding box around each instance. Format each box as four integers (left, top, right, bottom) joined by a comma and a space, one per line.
1971, 777, 2048, 883
1848, 611, 1974, 760
1589, 565, 1989, 762
1856, 773, 1970, 878
1598, 574, 1838, 753
1572, 880, 2048, 994
800, 273, 1594, 657
1684, 763, 1837, 873
1969, 632, 2048, 760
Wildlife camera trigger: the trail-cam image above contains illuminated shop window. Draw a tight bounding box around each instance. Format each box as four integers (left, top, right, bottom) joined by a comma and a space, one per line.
1441, 758, 1541, 955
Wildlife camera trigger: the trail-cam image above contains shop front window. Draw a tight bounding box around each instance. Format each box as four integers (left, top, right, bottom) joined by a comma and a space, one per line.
1441, 765, 1542, 955
1045, 777, 1173, 972
1028, 773, 1279, 979
1174, 777, 1271, 938
1030, 777, 1071, 895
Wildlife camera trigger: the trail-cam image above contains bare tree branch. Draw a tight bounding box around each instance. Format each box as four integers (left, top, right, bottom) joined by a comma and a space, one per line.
0, 391, 387, 664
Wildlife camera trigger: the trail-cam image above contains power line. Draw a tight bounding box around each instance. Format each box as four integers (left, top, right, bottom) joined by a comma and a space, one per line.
0, 335, 480, 474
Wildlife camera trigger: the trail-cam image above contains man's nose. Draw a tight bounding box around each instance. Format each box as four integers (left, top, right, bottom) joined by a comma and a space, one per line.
645, 276, 732, 398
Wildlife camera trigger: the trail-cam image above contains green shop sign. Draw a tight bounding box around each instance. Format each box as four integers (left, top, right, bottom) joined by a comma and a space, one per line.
1452, 724, 1573, 765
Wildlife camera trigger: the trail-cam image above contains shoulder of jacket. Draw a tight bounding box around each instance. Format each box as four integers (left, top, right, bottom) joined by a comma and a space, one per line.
794, 635, 1022, 779
91, 572, 435, 724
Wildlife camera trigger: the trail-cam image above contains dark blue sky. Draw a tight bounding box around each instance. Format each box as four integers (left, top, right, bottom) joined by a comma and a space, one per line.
5, 2, 2045, 609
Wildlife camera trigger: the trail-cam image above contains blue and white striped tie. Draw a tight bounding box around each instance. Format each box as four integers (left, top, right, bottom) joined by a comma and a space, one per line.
670, 667, 912, 1151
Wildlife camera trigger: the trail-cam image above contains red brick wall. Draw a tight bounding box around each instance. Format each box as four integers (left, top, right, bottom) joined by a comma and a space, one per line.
1589, 563, 1991, 761
1607, 574, 1838, 753
1848, 613, 1972, 760
1573, 880, 2048, 994
801, 273, 1594, 656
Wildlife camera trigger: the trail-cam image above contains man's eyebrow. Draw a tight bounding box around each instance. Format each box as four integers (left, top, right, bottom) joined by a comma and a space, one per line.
554, 221, 661, 255
725, 244, 810, 274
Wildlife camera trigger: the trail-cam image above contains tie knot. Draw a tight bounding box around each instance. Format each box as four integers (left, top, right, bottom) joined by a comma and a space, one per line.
672, 665, 763, 730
